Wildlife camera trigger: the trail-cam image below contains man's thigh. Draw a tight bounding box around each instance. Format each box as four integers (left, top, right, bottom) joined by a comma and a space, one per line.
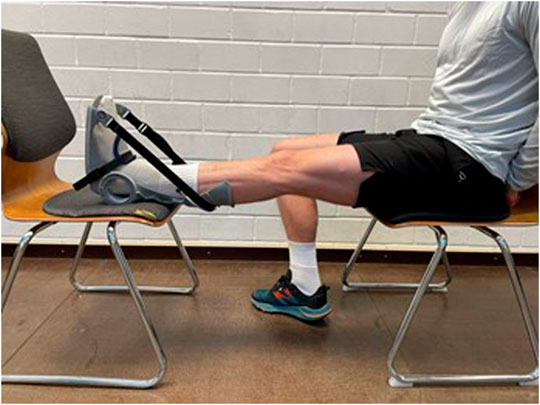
273, 144, 373, 206
273, 133, 340, 152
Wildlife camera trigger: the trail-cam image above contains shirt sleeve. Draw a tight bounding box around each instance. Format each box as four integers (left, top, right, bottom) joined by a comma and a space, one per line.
506, 2, 539, 191
507, 120, 538, 191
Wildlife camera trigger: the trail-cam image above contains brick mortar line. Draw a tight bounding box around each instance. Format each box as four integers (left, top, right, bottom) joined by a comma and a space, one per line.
59, 97, 428, 109
34, 32, 441, 49
33, 2, 449, 15
55, 73, 429, 82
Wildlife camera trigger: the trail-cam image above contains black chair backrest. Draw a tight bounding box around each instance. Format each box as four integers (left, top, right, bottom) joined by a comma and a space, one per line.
2, 29, 76, 162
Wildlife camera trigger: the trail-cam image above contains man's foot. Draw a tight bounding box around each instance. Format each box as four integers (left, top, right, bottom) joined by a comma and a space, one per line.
250, 270, 332, 322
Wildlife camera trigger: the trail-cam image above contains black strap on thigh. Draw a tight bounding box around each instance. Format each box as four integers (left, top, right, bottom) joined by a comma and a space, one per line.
72, 151, 136, 191
99, 111, 216, 212
116, 104, 186, 165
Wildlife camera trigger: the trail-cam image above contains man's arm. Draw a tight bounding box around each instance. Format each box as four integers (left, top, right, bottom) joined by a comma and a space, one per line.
506, 2, 539, 194
507, 121, 538, 192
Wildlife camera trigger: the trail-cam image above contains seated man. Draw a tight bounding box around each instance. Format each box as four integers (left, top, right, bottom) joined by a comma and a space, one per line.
193, 2, 538, 321
91, 2, 538, 321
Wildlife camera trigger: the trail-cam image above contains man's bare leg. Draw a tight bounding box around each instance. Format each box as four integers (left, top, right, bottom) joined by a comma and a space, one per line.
196, 139, 372, 320
198, 144, 370, 204
271, 134, 340, 242
198, 142, 373, 298
271, 134, 340, 294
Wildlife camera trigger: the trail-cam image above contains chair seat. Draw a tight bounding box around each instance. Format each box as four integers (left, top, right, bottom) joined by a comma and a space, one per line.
374, 185, 538, 228
43, 188, 177, 222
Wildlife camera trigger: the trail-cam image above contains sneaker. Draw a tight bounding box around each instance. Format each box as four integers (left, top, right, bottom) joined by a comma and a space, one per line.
250, 270, 332, 322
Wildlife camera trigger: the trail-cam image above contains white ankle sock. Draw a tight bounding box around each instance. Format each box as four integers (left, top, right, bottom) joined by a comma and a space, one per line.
288, 241, 322, 296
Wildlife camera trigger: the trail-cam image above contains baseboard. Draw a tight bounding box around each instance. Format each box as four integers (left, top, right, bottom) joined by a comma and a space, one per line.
1, 243, 538, 267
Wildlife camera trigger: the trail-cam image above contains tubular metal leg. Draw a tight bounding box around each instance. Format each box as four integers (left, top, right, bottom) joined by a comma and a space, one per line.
342, 218, 453, 293
70, 220, 199, 294
69, 221, 93, 290
386, 225, 538, 387
2, 221, 167, 388
473, 226, 538, 387
167, 220, 199, 292
2, 222, 57, 310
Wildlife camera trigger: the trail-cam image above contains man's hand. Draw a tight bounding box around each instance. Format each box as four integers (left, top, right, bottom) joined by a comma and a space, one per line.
505, 186, 522, 208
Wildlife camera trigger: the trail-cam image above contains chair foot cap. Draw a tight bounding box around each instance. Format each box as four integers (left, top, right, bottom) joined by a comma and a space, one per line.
388, 376, 414, 388
519, 378, 538, 386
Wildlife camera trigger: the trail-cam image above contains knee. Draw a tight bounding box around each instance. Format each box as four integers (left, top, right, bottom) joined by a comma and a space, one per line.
265, 150, 300, 192
267, 149, 298, 171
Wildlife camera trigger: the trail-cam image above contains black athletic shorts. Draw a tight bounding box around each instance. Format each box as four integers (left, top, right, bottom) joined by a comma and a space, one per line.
337, 129, 509, 221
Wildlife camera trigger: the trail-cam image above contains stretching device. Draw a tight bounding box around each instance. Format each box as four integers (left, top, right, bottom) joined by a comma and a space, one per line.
74, 96, 233, 210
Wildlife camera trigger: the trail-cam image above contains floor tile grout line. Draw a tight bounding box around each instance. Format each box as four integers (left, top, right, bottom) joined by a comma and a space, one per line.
360, 264, 443, 378
2, 261, 101, 368
364, 286, 424, 399
2, 289, 78, 368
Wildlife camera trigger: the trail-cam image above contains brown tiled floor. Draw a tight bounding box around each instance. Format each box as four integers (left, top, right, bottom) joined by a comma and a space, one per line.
1, 255, 538, 403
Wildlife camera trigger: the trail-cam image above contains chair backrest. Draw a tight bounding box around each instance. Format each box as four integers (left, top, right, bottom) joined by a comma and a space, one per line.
2, 29, 75, 204
2, 29, 76, 162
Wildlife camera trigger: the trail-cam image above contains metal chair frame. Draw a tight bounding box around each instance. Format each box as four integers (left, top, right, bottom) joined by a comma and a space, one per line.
342, 218, 453, 293
2, 219, 199, 389
343, 219, 538, 387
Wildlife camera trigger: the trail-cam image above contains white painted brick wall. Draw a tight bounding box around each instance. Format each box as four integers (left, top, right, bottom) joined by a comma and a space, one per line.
320, 46, 379, 75
354, 14, 415, 44
140, 40, 199, 70
261, 44, 320, 73
42, 3, 106, 34
200, 41, 259, 72
170, 7, 231, 39
232, 9, 293, 41
172, 72, 229, 101
291, 76, 349, 105
108, 4, 169, 37
77, 37, 138, 68
2, 1, 537, 253
231, 75, 290, 103
294, 12, 354, 43
350, 78, 408, 106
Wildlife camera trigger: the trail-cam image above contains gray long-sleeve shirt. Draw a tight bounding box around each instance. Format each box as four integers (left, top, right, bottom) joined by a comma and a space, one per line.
411, 2, 538, 191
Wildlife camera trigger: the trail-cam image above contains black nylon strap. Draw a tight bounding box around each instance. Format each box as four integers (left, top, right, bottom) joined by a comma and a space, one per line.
122, 111, 186, 165
104, 117, 216, 212
73, 151, 135, 191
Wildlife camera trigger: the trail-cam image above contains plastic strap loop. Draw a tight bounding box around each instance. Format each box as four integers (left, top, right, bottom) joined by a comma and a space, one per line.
116, 105, 186, 165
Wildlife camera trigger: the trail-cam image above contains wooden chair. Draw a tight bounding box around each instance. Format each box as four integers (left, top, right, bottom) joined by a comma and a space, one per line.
2, 29, 199, 388
342, 185, 538, 387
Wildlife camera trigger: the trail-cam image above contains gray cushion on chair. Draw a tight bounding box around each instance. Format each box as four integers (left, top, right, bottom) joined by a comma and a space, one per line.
43, 188, 177, 222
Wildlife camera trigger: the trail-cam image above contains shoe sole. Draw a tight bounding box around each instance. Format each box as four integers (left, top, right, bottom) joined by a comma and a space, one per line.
250, 297, 332, 322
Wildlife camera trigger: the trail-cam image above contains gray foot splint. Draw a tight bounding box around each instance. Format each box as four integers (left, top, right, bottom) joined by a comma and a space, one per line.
74, 95, 233, 211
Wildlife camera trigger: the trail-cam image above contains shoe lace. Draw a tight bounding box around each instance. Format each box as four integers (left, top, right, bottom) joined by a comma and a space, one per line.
271, 275, 289, 292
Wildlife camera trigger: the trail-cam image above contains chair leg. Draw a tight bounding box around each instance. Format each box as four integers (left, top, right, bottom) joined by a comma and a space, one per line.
386, 225, 538, 387
2, 221, 167, 388
342, 218, 452, 293
342, 217, 377, 289
2, 222, 57, 311
69, 221, 93, 291
70, 220, 199, 294
473, 226, 538, 386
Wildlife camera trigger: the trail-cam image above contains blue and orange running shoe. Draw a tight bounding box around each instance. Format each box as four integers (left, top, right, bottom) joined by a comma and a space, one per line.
250, 270, 332, 322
